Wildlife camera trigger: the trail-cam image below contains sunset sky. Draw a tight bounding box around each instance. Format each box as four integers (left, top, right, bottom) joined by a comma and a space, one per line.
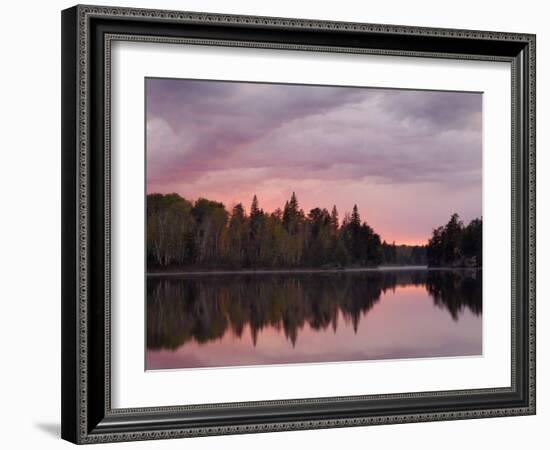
146, 78, 482, 245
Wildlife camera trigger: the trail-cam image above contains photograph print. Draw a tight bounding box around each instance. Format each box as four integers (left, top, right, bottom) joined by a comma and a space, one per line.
145, 78, 482, 370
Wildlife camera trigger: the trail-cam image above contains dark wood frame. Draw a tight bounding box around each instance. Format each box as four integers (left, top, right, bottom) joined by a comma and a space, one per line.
61, 4, 536, 444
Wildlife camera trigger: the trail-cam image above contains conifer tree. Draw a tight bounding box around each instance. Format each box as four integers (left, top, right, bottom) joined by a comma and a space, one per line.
330, 205, 339, 236
351, 204, 361, 229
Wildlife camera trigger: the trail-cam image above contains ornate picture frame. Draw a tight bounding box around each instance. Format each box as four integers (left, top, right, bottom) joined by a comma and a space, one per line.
61, 4, 536, 444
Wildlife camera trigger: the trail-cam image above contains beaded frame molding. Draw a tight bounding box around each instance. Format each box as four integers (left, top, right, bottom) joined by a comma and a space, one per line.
61, 4, 536, 444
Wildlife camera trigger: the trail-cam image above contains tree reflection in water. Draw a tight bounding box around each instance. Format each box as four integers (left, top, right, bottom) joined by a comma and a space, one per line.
147, 270, 481, 351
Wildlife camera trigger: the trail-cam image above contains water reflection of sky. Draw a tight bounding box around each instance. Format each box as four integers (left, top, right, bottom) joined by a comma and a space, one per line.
147, 284, 481, 370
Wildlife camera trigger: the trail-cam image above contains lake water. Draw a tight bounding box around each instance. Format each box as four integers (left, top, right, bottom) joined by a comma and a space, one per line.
146, 269, 482, 370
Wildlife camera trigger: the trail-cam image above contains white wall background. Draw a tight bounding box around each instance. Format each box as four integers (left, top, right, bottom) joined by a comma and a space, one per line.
0, 0, 546, 448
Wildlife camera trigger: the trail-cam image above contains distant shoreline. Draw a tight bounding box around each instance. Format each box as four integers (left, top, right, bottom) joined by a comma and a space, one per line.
147, 266, 481, 276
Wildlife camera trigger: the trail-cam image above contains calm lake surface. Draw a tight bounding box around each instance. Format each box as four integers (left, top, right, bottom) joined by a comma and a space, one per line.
146, 269, 482, 370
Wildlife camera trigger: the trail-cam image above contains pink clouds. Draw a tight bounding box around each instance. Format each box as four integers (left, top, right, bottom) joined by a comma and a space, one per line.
146, 78, 482, 245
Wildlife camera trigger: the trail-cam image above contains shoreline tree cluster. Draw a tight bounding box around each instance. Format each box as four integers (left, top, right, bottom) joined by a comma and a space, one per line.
147, 192, 425, 269
426, 213, 482, 267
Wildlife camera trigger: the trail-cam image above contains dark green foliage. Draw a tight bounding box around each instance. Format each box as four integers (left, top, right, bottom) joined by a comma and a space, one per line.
191, 198, 228, 264
147, 192, 391, 269
282, 192, 302, 235
381, 241, 427, 266
460, 217, 482, 266
147, 193, 195, 266
427, 213, 482, 267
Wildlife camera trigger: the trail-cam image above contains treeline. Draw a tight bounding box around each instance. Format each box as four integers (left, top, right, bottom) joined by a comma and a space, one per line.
381, 243, 427, 266
426, 213, 482, 267
147, 192, 423, 269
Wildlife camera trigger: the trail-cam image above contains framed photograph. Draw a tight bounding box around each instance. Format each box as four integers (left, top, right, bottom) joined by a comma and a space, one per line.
61, 4, 536, 444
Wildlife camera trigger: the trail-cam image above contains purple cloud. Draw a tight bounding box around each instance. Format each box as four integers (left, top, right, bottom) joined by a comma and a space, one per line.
146, 78, 482, 244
